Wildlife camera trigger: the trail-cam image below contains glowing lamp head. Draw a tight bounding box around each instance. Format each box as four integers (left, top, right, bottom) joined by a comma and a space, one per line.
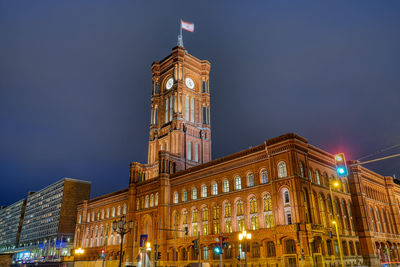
332, 220, 337, 225
239, 233, 243, 240
335, 155, 343, 162
214, 247, 221, 254
337, 167, 346, 175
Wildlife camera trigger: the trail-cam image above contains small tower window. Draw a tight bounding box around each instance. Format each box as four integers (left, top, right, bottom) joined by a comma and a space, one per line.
278, 161, 287, 178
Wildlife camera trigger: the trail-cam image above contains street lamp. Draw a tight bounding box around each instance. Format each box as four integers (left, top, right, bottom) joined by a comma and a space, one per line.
238, 229, 251, 267
74, 247, 84, 261
329, 180, 344, 267
332, 221, 344, 267
112, 215, 134, 267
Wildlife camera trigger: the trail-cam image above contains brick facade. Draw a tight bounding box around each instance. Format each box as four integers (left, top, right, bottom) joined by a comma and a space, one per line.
73, 47, 400, 267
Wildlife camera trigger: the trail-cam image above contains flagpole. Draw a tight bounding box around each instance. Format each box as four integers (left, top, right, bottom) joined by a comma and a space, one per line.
178, 19, 183, 47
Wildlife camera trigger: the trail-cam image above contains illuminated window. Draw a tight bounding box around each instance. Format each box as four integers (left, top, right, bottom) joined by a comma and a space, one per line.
202, 185, 207, 198
187, 141, 192, 160
224, 202, 231, 218
299, 162, 304, 177
202, 207, 209, 222
251, 215, 259, 230
223, 179, 229, 192
145, 196, 149, 208
225, 219, 232, 233
248, 173, 254, 187
278, 162, 287, 178
174, 192, 179, 204
183, 210, 188, 224
192, 188, 197, 200
192, 209, 198, 223
235, 176, 242, 190
150, 195, 154, 207
261, 169, 268, 184
183, 190, 188, 202
236, 200, 244, 216
249, 197, 258, 214
316, 170, 320, 185
212, 182, 218, 195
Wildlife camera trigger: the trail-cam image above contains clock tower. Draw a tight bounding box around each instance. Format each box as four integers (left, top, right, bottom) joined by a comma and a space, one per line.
148, 46, 211, 169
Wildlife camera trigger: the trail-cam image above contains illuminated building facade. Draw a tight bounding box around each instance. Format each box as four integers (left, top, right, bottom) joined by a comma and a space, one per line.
73, 46, 400, 267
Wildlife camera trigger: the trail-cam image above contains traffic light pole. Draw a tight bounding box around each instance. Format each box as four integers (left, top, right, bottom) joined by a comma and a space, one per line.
155, 226, 187, 267
198, 231, 201, 266
219, 236, 223, 267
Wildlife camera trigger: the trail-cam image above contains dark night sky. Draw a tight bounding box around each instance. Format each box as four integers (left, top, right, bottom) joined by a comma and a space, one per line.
1, 1, 400, 206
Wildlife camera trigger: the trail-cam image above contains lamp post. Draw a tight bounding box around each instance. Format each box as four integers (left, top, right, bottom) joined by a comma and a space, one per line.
238, 229, 251, 267
112, 215, 134, 267
329, 180, 344, 267
332, 221, 344, 267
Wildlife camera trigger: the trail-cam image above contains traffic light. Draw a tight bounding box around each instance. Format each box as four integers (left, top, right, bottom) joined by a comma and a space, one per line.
214, 246, 222, 254
334, 153, 348, 177
184, 226, 189, 236
100, 249, 105, 258
222, 236, 229, 248
192, 239, 199, 251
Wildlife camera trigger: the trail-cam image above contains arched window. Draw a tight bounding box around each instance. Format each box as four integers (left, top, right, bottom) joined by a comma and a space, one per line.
283, 189, 290, 205
106, 208, 110, 218
248, 173, 254, 187
278, 161, 287, 178
299, 162, 304, 177
267, 241, 276, 257
203, 247, 209, 260
173, 212, 179, 228
323, 172, 329, 187
202, 207, 209, 221
183, 190, 188, 202
264, 195, 272, 211
249, 197, 258, 214
225, 219, 232, 233
224, 202, 231, 217
101, 210, 104, 220
369, 207, 376, 232
150, 194, 154, 207
236, 200, 244, 216
212, 182, 218, 195
192, 209, 198, 223
192, 188, 197, 200
235, 176, 242, 190
285, 239, 296, 254
123, 204, 127, 214
187, 141, 192, 161
78, 214, 82, 224
315, 170, 321, 185
183, 210, 188, 224
223, 179, 229, 192
145, 196, 149, 208
375, 207, 382, 232
155, 193, 159, 206
213, 205, 220, 219
174, 192, 179, 204
251, 215, 259, 230
117, 206, 121, 216
202, 185, 207, 198
261, 169, 268, 184
111, 207, 115, 217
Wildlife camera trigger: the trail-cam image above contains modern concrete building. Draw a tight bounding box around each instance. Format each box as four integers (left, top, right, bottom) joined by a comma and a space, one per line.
0, 178, 90, 263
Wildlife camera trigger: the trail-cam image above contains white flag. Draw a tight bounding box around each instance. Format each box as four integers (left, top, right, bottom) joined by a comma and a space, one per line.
181, 20, 194, 32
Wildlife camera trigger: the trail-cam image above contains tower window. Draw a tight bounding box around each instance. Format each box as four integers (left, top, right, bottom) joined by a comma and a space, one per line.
202, 81, 206, 93
187, 141, 192, 161
195, 143, 199, 162
190, 97, 194, 123
165, 98, 169, 123
185, 95, 189, 121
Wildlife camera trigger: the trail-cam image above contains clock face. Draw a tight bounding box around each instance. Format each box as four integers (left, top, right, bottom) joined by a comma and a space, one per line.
166, 78, 174, 90
185, 78, 195, 89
